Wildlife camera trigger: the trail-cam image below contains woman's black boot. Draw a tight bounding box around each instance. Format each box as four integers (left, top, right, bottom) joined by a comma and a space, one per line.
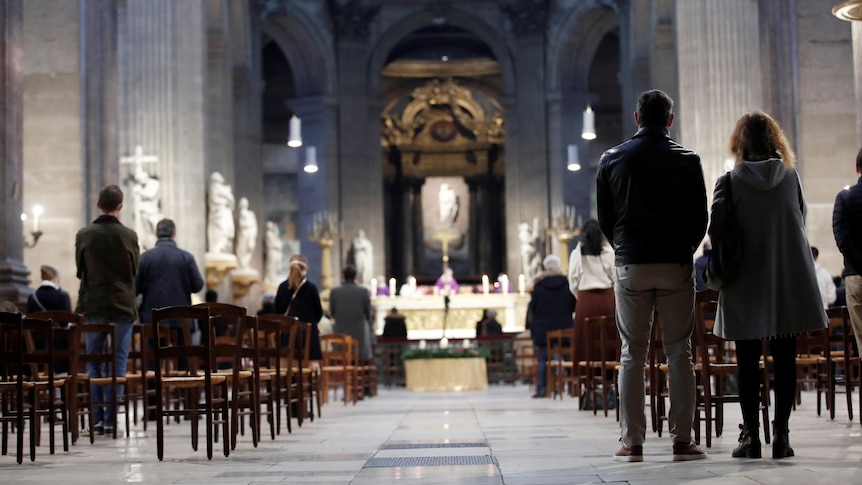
772, 420, 794, 459
732, 423, 762, 458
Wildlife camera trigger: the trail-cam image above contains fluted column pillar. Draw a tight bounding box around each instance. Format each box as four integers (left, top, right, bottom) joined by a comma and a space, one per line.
855, 21, 862, 144
675, 0, 763, 192
118, 0, 208, 265
0, 0, 29, 303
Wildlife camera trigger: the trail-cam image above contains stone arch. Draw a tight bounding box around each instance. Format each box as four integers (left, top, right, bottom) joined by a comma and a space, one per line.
263, 10, 335, 96
547, 3, 619, 92
367, 10, 516, 97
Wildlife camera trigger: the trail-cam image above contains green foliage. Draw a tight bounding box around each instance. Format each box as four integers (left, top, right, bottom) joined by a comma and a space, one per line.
401, 347, 491, 360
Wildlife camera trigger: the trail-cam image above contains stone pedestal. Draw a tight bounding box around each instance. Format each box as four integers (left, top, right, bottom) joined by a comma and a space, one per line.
231, 269, 260, 307
205, 253, 238, 291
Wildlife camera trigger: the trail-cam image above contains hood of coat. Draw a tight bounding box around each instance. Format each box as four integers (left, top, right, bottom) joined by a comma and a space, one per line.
533, 271, 567, 288
734, 158, 788, 191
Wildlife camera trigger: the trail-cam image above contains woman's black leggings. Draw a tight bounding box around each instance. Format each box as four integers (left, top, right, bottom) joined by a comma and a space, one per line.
735, 335, 797, 430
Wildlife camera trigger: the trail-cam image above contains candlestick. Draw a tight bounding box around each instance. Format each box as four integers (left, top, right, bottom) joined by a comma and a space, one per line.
482, 274, 490, 295
389, 277, 396, 298
519, 274, 526, 296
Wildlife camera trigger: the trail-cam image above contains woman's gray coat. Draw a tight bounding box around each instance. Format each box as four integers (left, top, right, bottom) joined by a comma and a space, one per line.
709, 159, 827, 340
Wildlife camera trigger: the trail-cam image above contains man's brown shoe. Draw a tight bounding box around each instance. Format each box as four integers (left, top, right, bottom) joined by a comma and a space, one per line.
672, 441, 707, 461
613, 444, 643, 462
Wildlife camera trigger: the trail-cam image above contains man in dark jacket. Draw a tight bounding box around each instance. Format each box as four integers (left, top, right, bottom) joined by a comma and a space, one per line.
596, 90, 707, 462
526, 255, 576, 399
76, 184, 140, 436
833, 147, 862, 354
136, 219, 205, 325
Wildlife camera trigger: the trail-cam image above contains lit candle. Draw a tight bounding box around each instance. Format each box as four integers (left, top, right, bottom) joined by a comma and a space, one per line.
370, 278, 377, 297
389, 277, 396, 298
439, 337, 449, 349
482, 274, 490, 295
500, 274, 509, 294
32, 205, 44, 233
519, 274, 526, 296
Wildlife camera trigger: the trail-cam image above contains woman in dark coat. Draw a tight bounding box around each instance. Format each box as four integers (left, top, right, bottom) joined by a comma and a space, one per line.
526, 255, 576, 398
274, 254, 324, 361
708, 111, 827, 459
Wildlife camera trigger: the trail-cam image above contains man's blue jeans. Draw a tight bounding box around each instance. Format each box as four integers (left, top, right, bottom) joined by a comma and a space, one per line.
85, 317, 134, 426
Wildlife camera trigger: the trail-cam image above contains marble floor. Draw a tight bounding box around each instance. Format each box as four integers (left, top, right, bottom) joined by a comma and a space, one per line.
1, 385, 861, 484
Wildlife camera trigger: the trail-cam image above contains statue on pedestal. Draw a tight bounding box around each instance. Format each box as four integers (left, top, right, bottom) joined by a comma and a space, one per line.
132, 166, 162, 250
519, 218, 543, 280
207, 172, 235, 255
264, 221, 283, 285
235, 197, 257, 270
347, 229, 373, 286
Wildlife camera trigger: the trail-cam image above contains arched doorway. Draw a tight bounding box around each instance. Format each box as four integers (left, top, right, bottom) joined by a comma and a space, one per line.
379, 25, 506, 285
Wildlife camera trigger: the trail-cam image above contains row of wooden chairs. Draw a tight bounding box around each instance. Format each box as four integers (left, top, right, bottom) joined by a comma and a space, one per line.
0, 303, 328, 463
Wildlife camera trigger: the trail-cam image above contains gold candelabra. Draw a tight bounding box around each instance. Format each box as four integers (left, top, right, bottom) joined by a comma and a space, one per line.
551, 205, 581, 270
309, 211, 342, 291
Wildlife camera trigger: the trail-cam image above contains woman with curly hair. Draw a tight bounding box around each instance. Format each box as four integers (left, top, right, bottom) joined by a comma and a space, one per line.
709, 111, 826, 459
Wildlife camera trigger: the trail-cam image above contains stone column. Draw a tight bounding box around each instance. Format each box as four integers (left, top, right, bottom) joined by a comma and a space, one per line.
118, 0, 208, 265
501, 2, 550, 277
81, 0, 118, 218
330, 2, 384, 285
0, 0, 30, 303
675, 0, 763, 190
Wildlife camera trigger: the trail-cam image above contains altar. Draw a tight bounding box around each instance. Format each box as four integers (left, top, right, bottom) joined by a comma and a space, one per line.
404, 357, 488, 391
372, 293, 530, 340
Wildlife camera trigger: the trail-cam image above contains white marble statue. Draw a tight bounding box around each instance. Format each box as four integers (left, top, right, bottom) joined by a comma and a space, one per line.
348, 229, 373, 286
132, 166, 162, 250
519, 218, 543, 279
235, 197, 258, 269
264, 221, 283, 284
207, 171, 235, 255
438, 182, 459, 228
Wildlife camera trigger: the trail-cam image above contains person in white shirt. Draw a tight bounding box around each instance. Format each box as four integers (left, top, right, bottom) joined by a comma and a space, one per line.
568, 219, 616, 370
811, 246, 836, 309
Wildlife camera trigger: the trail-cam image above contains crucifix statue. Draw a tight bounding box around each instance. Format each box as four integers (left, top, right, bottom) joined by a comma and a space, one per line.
432, 224, 459, 271
120, 145, 161, 250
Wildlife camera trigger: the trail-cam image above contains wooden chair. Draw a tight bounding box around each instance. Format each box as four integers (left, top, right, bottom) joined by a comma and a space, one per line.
193, 302, 246, 337
513, 334, 537, 388
649, 311, 669, 435
817, 306, 860, 422
375, 338, 408, 388
209, 314, 258, 450
151, 306, 229, 460
0, 312, 35, 463
545, 329, 576, 400
692, 291, 770, 447
255, 315, 292, 436
581, 316, 620, 417
293, 320, 321, 421
320, 334, 359, 405
24, 316, 77, 455
26, 311, 82, 444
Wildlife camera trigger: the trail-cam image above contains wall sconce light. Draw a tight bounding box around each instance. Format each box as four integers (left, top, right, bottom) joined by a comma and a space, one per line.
303, 146, 318, 173
566, 144, 581, 172
581, 105, 596, 140
22, 204, 44, 249
287, 115, 302, 147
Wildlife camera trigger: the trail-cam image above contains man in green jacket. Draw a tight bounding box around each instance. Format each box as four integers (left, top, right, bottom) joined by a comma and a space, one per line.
76, 184, 139, 436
